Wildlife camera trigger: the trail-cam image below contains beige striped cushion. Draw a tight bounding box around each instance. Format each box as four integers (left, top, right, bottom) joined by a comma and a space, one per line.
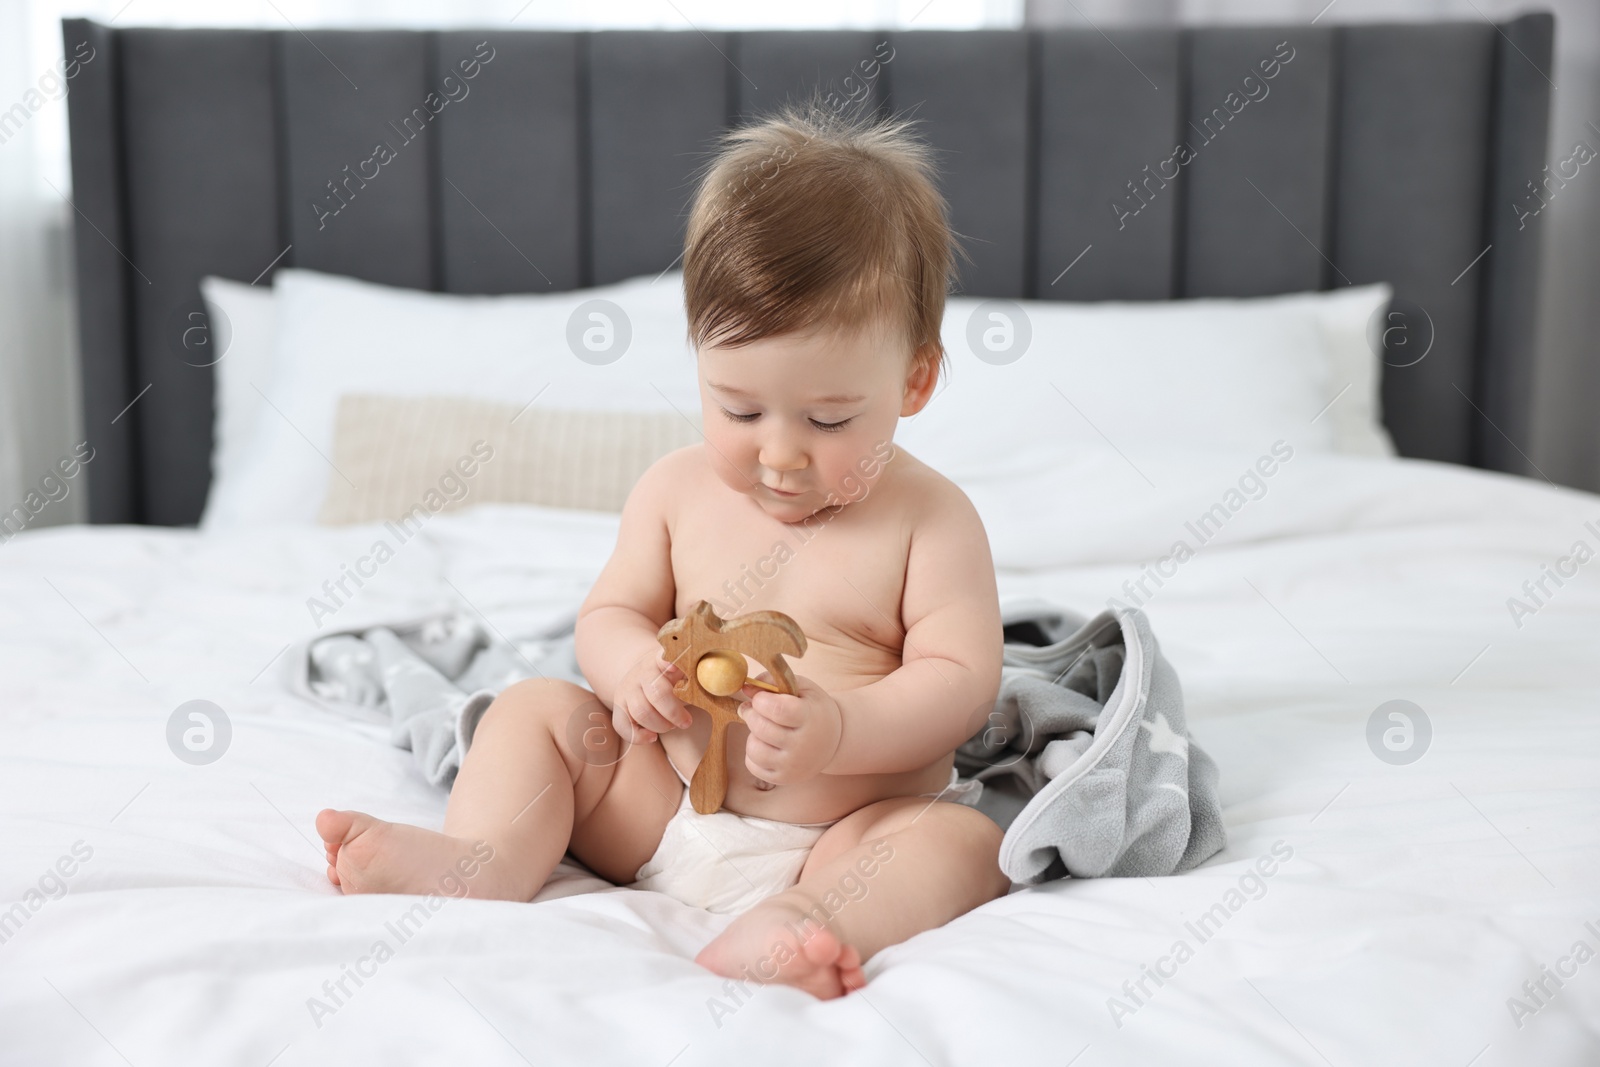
317, 394, 703, 525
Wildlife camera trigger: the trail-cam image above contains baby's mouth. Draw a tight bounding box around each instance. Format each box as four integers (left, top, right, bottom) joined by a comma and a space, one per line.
763, 484, 803, 498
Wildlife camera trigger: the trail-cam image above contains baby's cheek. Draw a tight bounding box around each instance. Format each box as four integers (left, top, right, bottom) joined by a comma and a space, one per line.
703, 438, 754, 493
839, 431, 895, 499
700, 422, 748, 473
830, 458, 874, 503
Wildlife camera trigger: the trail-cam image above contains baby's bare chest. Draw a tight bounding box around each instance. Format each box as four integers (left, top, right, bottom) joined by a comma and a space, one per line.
669, 503, 909, 684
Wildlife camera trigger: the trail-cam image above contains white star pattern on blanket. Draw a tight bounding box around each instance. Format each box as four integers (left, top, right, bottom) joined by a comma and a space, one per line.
1140, 712, 1190, 760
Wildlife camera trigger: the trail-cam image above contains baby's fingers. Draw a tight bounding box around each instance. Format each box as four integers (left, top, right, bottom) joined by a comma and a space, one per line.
642, 674, 692, 730
629, 699, 680, 738
744, 736, 786, 782
745, 691, 806, 728
612, 703, 656, 746
740, 702, 795, 746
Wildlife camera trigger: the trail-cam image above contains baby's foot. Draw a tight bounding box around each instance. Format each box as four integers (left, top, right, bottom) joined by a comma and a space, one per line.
315, 808, 493, 897
695, 895, 868, 1000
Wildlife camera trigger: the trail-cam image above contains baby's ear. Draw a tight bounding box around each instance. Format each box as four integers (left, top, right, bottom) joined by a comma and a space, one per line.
899, 344, 940, 417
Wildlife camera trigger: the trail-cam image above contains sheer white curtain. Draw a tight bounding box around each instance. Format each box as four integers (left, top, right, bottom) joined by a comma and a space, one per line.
1, 1, 75, 523
0, 0, 1024, 527
0, 12, 27, 518
1027, 0, 1600, 492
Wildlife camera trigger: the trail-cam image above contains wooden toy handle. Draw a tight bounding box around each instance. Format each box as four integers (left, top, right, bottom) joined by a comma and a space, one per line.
689, 720, 730, 815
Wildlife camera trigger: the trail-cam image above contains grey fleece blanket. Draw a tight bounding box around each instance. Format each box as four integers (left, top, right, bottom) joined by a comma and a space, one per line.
291, 596, 1224, 883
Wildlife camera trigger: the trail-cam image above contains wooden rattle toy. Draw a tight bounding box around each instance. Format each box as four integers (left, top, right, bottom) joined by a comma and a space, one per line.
657, 600, 806, 814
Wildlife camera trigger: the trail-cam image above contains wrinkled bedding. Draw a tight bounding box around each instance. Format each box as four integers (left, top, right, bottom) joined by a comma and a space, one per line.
2, 447, 1598, 1065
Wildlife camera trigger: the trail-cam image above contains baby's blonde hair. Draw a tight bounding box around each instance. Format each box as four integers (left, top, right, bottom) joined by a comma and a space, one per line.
684, 103, 955, 383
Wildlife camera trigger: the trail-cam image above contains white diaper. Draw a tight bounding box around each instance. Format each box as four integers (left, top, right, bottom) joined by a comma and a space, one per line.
628, 764, 983, 915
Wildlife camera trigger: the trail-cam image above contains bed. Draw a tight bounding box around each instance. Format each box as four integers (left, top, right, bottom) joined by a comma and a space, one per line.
8, 12, 1597, 1067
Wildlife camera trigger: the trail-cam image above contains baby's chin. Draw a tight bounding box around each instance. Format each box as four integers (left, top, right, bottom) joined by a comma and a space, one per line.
751, 487, 831, 524
721, 476, 838, 524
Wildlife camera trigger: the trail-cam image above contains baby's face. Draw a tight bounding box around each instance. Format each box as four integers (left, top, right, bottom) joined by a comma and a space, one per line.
697, 316, 935, 523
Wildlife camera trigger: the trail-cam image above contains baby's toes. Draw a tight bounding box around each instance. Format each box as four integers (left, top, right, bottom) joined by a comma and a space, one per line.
792, 927, 858, 999
315, 808, 357, 849
697, 900, 867, 1000
837, 945, 867, 993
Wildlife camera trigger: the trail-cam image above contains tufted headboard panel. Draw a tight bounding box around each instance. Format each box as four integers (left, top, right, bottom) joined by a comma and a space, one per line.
61, 16, 1553, 524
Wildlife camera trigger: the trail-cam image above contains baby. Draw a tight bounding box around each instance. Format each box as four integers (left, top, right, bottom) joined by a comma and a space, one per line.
316, 105, 1009, 999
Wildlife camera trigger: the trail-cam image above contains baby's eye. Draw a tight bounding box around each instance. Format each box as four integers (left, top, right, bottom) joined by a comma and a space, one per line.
810, 417, 853, 433
719, 408, 759, 424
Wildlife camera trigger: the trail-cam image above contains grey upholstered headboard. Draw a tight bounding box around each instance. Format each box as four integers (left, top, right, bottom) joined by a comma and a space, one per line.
62, 16, 1553, 527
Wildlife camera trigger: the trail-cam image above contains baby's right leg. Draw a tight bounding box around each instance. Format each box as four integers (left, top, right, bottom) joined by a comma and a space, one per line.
316, 677, 681, 901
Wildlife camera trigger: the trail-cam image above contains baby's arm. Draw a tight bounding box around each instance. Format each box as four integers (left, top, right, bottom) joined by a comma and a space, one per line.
574, 453, 692, 737
823, 484, 1003, 775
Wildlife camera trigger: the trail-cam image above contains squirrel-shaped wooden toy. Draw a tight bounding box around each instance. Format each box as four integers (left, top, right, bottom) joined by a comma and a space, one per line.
657, 600, 807, 814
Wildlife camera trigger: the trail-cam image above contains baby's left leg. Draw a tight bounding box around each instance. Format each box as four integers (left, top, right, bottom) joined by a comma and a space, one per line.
695, 797, 1009, 999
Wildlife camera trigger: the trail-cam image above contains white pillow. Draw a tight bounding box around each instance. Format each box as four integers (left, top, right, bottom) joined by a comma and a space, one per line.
1253, 283, 1395, 456
201, 269, 698, 530
203, 271, 1393, 527
198, 276, 277, 526
899, 295, 1340, 480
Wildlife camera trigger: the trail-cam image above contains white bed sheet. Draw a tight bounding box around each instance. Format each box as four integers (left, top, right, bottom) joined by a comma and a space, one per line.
2, 452, 1598, 1066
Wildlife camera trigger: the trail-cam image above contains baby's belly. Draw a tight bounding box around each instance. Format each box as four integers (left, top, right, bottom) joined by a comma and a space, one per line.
658, 717, 952, 824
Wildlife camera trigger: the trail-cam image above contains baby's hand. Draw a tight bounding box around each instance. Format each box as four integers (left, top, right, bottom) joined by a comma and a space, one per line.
737, 674, 842, 784
613, 649, 691, 745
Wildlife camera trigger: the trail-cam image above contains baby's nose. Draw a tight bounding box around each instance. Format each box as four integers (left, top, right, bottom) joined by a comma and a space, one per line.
758, 435, 809, 472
